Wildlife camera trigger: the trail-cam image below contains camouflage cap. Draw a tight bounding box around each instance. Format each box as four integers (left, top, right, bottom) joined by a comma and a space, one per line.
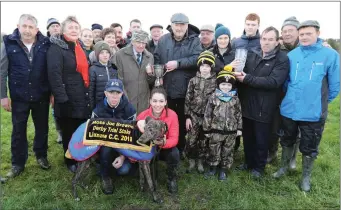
298, 20, 320, 30
131, 30, 149, 43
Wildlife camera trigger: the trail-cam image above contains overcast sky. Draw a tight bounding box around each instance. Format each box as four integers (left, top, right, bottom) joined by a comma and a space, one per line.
1, 2, 340, 39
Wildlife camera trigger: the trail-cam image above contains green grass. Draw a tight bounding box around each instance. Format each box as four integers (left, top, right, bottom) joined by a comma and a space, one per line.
1, 97, 339, 209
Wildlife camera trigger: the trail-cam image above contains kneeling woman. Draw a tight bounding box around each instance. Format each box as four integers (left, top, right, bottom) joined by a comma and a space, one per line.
130, 87, 180, 194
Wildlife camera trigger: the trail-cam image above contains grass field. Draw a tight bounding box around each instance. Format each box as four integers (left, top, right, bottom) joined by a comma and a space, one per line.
0, 97, 339, 209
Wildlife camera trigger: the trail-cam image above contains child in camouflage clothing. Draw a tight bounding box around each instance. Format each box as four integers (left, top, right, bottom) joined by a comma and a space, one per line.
203, 70, 242, 181
185, 51, 217, 174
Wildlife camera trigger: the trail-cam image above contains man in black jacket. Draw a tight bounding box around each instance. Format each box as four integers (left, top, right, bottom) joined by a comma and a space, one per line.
1, 14, 51, 178
234, 26, 289, 178
154, 13, 202, 156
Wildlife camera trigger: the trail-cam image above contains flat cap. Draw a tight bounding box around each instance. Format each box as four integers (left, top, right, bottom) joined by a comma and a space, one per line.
200, 24, 214, 32
131, 30, 149, 43
150, 24, 163, 31
171, 13, 189, 24
298, 20, 320, 30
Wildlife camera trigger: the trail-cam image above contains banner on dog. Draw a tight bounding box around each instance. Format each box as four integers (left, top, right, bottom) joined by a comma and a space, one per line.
82, 118, 153, 153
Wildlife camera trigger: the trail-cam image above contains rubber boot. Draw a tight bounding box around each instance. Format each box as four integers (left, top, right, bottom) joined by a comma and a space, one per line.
289, 142, 300, 171
273, 146, 294, 178
300, 156, 315, 192
167, 165, 178, 194
204, 166, 216, 179
197, 159, 204, 174
186, 159, 195, 173
218, 168, 227, 181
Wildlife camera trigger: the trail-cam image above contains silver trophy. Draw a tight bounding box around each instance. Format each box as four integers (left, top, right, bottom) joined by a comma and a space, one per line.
153, 64, 164, 87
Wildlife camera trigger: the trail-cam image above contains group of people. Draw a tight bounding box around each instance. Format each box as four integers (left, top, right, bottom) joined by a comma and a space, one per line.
0, 11, 339, 197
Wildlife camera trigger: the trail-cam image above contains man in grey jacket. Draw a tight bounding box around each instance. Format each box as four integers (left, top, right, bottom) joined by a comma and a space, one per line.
154, 13, 202, 157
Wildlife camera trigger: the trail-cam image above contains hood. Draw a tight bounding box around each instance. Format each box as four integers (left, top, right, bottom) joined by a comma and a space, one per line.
50, 34, 87, 50
299, 38, 323, 52
241, 30, 260, 40
166, 23, 200, 39
92, 61, 113, 68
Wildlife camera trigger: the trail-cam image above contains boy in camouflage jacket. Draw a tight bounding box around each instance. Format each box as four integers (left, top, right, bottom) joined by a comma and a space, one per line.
203, 70, 242, 181
185, 51, 216, 174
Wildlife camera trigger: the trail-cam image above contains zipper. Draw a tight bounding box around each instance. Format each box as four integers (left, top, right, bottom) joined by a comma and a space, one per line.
259, 97, 264, 117
309, 61, 315, 80
105, 66, 110, 80
294, 62, 299, 81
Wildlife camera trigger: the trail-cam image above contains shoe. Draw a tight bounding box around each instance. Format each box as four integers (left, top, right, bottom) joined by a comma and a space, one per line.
300, 156, 315, 192
0, 176, 7, 183
67, 164, 78, 173
218, 169, 227, 181
273, 146, 294, 178
37, 157, 51, 170
186, 159, 196, 173
204, 166, 216, 179
101, 176, 114, 195
56, 132, 62, 144
251, 169, 262, 179
197, 159, 205, 174
234, 163, 250, 171
6, 165, 24, 178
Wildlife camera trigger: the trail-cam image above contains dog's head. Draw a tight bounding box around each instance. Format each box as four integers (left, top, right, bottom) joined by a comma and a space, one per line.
137, 116, 168, 144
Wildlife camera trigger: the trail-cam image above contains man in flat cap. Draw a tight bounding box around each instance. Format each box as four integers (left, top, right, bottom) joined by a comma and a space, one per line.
200, 24, 215, 50
154, 13, 202, 194
113, 30, 155, 115
274, 20, 340, 192
146, 24, 163, 54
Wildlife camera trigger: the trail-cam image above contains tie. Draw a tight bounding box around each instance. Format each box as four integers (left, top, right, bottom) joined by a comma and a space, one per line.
137, 53, 142, 66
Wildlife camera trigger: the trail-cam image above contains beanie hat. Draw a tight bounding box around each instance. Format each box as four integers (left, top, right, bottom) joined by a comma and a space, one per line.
94, 41, 112, 60
92, 23, 103, 31
216, 70, 236, 89
46, 18, 60, 30
197, 50, 215, 67
215, 23, 231, 40
281, 16, 300, 29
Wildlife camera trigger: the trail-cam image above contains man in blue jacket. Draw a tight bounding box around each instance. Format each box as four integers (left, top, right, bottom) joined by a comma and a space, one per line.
1, 14, 51, 178
273, 20, 340, 192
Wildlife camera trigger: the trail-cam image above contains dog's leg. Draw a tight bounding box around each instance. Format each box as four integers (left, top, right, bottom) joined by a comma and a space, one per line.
72, 160, 91, 201
139, 162, 145, 192
141, 161, 163, 204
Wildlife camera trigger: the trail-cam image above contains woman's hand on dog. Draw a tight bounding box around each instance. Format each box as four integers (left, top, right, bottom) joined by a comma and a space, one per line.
112, 155, 125, 169
137, 120, 146, 133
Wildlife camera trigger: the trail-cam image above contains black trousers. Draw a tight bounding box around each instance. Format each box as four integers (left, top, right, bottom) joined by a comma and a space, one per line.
167, 98, 186, 152
280, 116, 325, 158
59, 117, 87, 166
242, 117, 271, 172
268, 108, 281, 154
11, 100, 49, 167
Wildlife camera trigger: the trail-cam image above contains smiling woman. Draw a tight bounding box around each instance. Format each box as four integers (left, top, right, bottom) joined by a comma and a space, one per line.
47, 16, 92, 173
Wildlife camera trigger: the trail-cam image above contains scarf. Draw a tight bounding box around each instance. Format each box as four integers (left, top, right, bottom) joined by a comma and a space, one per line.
215, 89, 236, 102
65, 35, 89, 87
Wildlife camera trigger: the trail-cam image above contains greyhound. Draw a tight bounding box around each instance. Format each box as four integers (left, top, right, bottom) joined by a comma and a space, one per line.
71, 117, 168, 203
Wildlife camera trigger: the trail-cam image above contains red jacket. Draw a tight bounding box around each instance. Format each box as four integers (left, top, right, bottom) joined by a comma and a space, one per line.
137, 107, 179, 149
